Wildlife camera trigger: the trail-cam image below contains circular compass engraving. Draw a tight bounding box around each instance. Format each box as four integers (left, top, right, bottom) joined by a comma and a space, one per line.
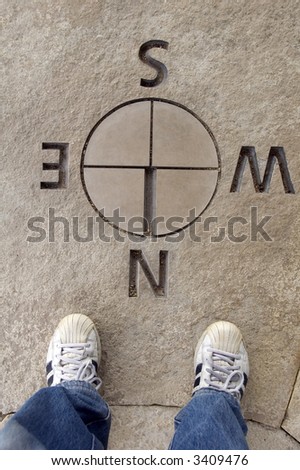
81, 98, 220, 237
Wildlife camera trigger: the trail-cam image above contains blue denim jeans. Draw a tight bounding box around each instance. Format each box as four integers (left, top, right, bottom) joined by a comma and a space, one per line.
169, 389, 248, 450
0, 381, 111, 450
0, 384, 248, 450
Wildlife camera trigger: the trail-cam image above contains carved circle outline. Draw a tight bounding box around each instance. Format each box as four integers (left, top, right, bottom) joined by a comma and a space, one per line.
80, 97, 221, 238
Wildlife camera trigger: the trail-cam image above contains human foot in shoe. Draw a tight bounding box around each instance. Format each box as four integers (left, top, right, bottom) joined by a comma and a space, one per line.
46, 314, 101, 390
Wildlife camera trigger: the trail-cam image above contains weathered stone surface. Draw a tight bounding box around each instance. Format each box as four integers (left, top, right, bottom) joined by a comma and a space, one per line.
247, 421, 300, 450
1, 0, 300, 438
109, 406, 177, 450
282, 371, 300, 442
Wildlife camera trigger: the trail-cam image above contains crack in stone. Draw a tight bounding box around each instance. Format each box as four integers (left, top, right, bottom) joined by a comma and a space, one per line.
281, 368, 300, 425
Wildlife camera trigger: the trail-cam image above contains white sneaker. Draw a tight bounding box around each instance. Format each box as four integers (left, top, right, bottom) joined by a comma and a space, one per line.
46, 314, 101, 390
193, 321, 249, 401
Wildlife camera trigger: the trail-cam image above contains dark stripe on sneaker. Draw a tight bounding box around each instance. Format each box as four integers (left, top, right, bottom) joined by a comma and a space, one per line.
47, 374, 54, 386
46, 362, 52, 375
195, 363, 202, 376
46, 362, 53, 386
239, 373, 248, 399
92, 360, 98, 373
193, 376, 200, 388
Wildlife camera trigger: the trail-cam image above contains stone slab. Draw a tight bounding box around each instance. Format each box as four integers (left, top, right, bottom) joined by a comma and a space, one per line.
156, 170, 219, 234
83, 168, 145, 229
152, 101, 219, 168
84, 101, 150, 167
282, 371, 300, 442
109, 406, 177, 450
1, 0, 300, 434
247, 422, 300, 450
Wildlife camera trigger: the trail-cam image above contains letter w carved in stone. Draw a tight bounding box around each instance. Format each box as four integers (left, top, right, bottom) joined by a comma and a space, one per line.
230, 146, 295, 193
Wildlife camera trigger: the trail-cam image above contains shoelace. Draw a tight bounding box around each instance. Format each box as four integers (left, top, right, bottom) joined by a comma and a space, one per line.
205, 347, 244, 398
57, 342, 101, 390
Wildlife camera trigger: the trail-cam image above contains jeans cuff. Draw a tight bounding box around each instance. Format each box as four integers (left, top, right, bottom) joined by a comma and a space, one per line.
58, 380, 100, 395
57, 381, 111, 422
193, 388, 240, 407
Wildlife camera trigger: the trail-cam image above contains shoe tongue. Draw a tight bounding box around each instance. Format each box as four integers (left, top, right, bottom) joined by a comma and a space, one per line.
62, 345, 86, 361
60, 348, 88, 380
210, 349, 236, 384
214, 358, 230, 382
63, 350, 79, 360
